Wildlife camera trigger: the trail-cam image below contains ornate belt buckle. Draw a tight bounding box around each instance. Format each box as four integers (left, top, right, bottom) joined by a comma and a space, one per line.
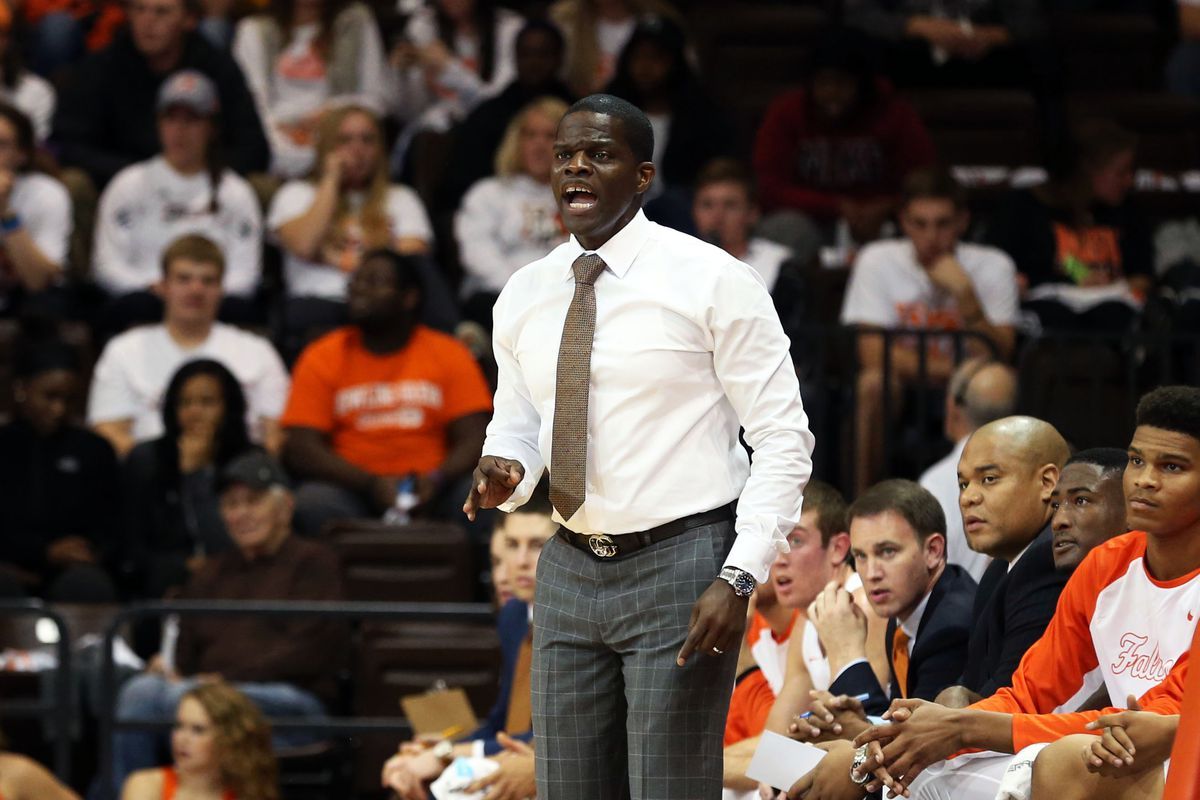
587, 533, 618, 558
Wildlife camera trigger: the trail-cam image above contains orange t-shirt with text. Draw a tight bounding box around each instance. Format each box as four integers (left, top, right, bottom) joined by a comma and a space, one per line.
281, 326, 492, 476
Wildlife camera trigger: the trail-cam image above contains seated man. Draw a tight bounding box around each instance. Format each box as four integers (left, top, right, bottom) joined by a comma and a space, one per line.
841, 168, 1018, 492
918, 357, 1018, 582
1049, 448, 1129, 574
723, 481, 889, 795
87, 234, 289, 458
281, 249, 492, 535
111, 451, 345, 794
692, 158, 793, 295
381, 484, 555, 800
827, 479, 977, 716
803, 386, 1200, 800
936, 416, 1070, 708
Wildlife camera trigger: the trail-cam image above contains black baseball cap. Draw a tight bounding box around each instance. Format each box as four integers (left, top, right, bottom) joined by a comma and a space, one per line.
217, 451, 289, 493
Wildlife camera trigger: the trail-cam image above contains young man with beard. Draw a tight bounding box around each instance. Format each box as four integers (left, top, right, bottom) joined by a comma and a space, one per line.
282, 249, 491, 535
465, 93, 813, 799
838, 386, 1200, 800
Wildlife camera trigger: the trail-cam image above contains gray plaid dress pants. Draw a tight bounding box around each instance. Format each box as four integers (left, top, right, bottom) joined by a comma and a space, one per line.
531, 520, 741, 799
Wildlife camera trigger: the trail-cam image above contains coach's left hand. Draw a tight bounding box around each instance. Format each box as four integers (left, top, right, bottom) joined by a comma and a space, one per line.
676, 580, 747, 666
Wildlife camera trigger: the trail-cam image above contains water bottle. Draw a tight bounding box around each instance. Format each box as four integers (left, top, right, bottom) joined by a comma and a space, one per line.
382, 476, 419, 525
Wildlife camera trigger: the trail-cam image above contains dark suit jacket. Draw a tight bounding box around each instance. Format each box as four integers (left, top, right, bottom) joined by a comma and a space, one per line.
469, 598, 534, 754
960, 527, 1068, 696
830, 564, 977, 715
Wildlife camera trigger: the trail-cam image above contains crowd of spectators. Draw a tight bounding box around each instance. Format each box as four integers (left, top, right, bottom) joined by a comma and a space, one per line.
0, 0, 1197, 796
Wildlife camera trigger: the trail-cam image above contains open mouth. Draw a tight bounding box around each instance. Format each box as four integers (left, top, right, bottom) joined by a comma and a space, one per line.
1052, 535, 1077, 553
773, 575, 793, 592
562, 184, 598, 211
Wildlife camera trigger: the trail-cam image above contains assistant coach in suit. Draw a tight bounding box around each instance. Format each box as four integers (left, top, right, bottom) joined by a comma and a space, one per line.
463, 93, 814, 799
824, 480, 977, 715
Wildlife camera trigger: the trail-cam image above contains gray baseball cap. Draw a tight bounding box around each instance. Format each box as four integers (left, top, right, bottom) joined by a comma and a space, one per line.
218, 451, 289, 493
158, 69, 220, 117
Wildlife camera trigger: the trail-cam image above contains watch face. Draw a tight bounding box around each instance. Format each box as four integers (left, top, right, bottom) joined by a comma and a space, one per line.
734, 572, 755, 596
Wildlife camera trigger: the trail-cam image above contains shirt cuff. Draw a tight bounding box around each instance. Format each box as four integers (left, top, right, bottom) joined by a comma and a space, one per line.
722, 513, 792, 584
831, 658, 870, 685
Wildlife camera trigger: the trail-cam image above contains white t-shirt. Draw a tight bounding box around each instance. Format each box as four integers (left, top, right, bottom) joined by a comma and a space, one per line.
92, 157, 263, 297
0, 72, 56, 143
6, 172, 71, 269
87, 323, 289, 444
743, 237, 792, 291
919, 437, 992, 583
594, 17, 636, 91
268, 180, 433, 300
454, 174, 567, 296
233, 8, 393, 178
840, 239, 1019, 338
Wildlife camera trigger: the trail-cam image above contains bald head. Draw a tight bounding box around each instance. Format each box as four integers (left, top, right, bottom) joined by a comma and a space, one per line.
971, 416, 1071, 472
957, 416, 1070, 561
947, 359, 1019, 440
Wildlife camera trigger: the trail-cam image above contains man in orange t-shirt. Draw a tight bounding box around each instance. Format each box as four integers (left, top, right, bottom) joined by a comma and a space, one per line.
282, 249, 492, 535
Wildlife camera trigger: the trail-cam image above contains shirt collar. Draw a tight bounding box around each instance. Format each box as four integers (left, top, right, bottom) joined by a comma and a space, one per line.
1007, 525, 1047, 572
899, 584, 933, 644
563, 209, 652, 282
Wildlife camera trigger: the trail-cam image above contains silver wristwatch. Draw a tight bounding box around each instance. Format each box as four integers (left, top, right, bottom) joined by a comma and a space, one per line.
718, 566, 756, 598
849, 744, 872, 786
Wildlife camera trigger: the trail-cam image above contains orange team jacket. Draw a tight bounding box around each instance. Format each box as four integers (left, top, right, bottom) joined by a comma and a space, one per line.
966, 531, 1199, 752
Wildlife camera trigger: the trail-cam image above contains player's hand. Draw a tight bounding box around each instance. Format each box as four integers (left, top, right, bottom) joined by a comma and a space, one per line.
463, 457, 525, 521
466, 733, 536, 799
785, 740, 865, 799
1082, 694, 1178, 777
789, 691, 869, 743
853, 699, 964, 797
676, 579, 747, 666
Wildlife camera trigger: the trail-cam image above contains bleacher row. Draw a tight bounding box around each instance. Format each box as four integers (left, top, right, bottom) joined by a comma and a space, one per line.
0, 520, 499, 796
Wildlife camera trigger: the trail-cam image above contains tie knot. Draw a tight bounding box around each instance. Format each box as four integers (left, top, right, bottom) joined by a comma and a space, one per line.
572, 253, 606, 286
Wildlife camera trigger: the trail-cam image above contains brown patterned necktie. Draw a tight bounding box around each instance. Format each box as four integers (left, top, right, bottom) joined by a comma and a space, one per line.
549, 253, 607, 521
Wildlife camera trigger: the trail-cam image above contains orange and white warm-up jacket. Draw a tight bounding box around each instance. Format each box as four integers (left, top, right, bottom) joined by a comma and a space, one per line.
968, 531, 1200, 751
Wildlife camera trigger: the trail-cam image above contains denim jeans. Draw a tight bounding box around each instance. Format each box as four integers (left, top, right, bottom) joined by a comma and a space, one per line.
111, 673, 326, 796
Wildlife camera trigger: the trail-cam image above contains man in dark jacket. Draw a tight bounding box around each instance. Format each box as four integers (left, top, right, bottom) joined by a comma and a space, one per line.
938, 416, 1071, 707
52, 0, 268, 187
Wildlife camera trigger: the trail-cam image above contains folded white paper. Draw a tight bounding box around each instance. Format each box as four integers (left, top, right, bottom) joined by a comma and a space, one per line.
745, 731, 827, 792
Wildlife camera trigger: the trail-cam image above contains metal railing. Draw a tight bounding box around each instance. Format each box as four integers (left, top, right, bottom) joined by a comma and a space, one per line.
98, 600, 494, 797
0, 600, 73, 779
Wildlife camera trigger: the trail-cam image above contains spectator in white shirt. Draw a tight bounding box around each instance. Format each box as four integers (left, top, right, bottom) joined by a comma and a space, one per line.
233, 0, 393, 178
548, 0, 681, 97
840, 168, 1018, 493
691, 158, 792, 292
92, 70, 264, 332
0, 3, 55, 143
88, 234, 289, 458
918, 357, 1018, 583
455, 95, 569, 330
0, 102, 71, 318
269, 104, 432, 343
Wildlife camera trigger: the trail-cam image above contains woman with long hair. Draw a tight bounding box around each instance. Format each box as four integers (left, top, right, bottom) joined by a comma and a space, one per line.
0, 101, 70, 316
603, 14, 732, 201
122, 359, 250, 598
233, 0, 392, 178
92, 70, 263, 327
454, 95, 568, 328
120, 681, 279, 800
269, 104, 433, 335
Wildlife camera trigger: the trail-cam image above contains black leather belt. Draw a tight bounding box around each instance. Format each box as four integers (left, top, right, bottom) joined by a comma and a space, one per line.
558, 503, 735, 561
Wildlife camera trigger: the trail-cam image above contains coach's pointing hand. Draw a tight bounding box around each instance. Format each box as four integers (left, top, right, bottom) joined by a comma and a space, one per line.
463, 456, 526, 520
677, 580, 748, 666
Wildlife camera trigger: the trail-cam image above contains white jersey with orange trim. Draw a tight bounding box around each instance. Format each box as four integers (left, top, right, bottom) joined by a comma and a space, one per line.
747, 610, 798, 694
904, 532, 1196, 800
969, 531, 1197, 749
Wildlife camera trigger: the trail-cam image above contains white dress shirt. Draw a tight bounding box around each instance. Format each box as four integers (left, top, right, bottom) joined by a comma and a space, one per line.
483, 210, 814, 583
